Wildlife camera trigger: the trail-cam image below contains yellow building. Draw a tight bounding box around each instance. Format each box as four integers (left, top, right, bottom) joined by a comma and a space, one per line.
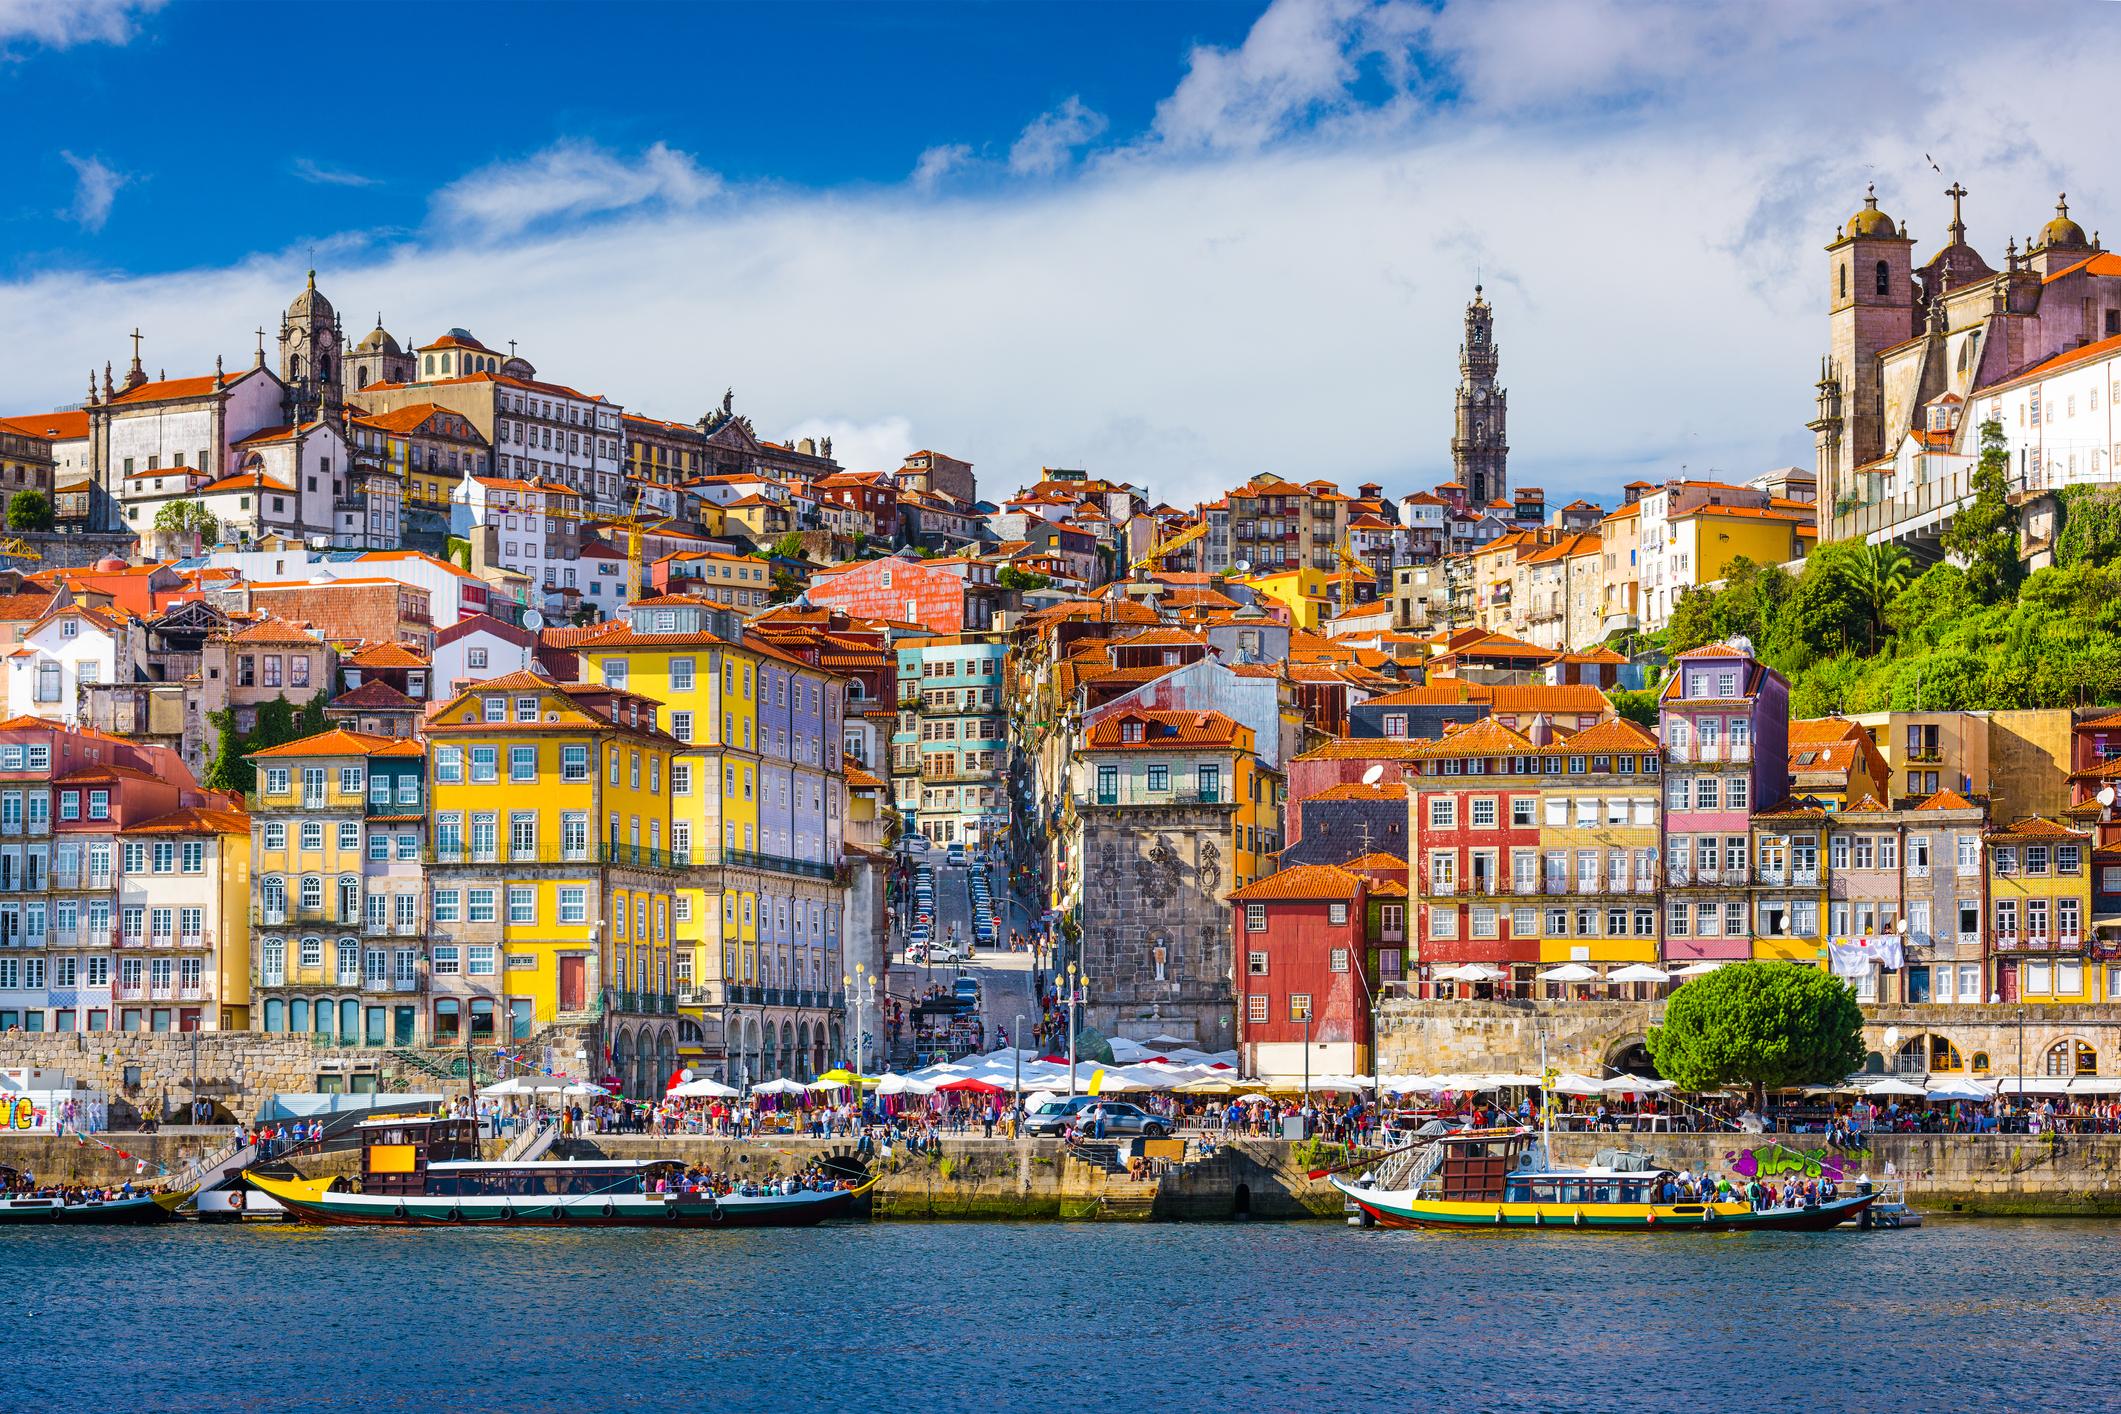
247, 728, 406, 1042
1237, 565, 1353, 631
1667, 501, 1814, 588
425, 670, 682, 1089
1750, 804, 1829, 965
1527, 718, 1664, 976
124, 805, 254, 1032
1989, 817, 2097, 1004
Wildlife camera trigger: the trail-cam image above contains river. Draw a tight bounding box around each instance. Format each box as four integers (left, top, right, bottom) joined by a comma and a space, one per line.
5, 1220, 2114, 1411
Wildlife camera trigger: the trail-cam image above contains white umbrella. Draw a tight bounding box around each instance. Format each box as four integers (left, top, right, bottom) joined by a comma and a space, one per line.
2068, 1075, 2121, 1095
1670, 961, 1724, 976
1608, 963, 1670, 983
671, 1077, 738, 1099
1602, 1074, 1674, 1093
1538, 963, 1600, 983
751, 1078, 809, 1095
558, 1082, 608, 1097
1435, 963, 1506, 982
876, 1073, 933, 1097
1864, 1078, 1926, 1097
1927, 1079, 1993, 1101
1549, 1073, 1605, 1095
478, 1077, 541, 1097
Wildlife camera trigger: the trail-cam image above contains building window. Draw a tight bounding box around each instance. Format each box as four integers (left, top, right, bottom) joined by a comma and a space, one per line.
1244, 904, 1266, 933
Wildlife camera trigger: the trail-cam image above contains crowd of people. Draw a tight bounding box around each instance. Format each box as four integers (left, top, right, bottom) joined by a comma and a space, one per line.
1, 1172, 145, 1205
650, 1159, 859, 1200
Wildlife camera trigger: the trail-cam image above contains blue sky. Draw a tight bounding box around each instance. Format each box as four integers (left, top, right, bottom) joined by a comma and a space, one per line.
2, 1, 2115, 509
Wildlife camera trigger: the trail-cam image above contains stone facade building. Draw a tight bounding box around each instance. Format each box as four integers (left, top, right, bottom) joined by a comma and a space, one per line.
1075, 802, 1238, 1052
1452, 286, 1508, 508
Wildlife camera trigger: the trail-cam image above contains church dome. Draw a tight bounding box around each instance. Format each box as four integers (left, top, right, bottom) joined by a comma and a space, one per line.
286, 270, 334, 323
2040, 193, 2087, 248
355, 318, 402, 356
1844, 185, 1898, 239
93, 556, 128, 573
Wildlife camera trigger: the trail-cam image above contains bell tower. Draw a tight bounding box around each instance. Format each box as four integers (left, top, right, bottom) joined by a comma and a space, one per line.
1818, 185, 1915, 522
1451, 285, 1508, 508
278, 270, 345, 424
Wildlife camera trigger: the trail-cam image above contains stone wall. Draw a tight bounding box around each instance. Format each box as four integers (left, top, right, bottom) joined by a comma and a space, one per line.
1077, 805, 1238, 1050
0, 1024, 598, 1124
0, 531, 136, 572
1375, 998, 2121, 1079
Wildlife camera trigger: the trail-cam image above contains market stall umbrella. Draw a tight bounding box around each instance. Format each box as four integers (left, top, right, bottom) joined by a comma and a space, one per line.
875, 1073, 933, 1097
1669, 961, 1725, 976
671, 1077, 739, 1099
1927, 1079, 1994, 1101
1864, 1078, 1927, 1097
935, 1077, 1007, 1095
1538, 963, 1601, 983
751, 1078, 810, 1095
1549, 1073, 1606, 1096
1602, 1074, 1675, 1093
1608, 963, 1671, 984
1434, 963, 1507, 982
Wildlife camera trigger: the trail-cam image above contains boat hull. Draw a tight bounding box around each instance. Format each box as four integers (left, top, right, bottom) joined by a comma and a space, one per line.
1331, 1179, 1877, 1232
244, 1171, 861, 1229
0, 1193, 178, 1226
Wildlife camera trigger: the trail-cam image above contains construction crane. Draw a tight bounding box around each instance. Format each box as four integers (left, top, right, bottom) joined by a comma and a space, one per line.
1129, 517, 1207, 577
0, 539, 42, 564
1331, 535, 1376, 617
518, 482, 662, 615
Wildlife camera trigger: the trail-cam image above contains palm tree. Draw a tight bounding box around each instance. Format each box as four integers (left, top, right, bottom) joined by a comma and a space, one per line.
1852, 543, 1913, 652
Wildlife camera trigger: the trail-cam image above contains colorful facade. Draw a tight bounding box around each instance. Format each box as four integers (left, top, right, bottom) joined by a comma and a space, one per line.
1660, 644, 1789, 962
1988, 817, 2098, 1004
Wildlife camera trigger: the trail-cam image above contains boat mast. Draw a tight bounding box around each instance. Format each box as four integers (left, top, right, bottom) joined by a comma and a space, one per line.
1538, 1026, 1553, 1164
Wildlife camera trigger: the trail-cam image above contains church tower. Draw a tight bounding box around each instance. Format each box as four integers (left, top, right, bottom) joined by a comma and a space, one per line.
278, 270, 345, 424
1451, 286, 1508, 508
1814, 185, 1915, 519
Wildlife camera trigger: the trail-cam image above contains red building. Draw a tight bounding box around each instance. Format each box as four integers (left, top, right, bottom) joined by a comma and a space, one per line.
805, 551, 994, 634
1283, 737, 1424, 841
1409, 717, 1543, 979
813, 471, 901, 541
1229, 856, 1405, 1083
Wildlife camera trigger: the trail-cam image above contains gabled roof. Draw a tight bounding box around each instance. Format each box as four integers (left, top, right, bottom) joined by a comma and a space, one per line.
1986, 816, 2090, 842
1310, 781, 1407, 801
1410, 717, 1536, 759
225, 616, 315, 645
1913, 787, 1979, 812
1085, 708, 1247, 750
329, 680, 419, 711
128, 805, 251, 835
248, 727, 422, 760
345, 641, 428, 669
1226, 863, 1362, 903
1557, 716, 1658, 754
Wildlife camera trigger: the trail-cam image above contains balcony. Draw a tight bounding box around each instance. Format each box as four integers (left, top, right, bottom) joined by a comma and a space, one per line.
1792, 869, 1820, 887
1994, 933, 2021, 952
1756, 868, 1787, 886
1081, 784, 1228, 809
1906, 748, 1944, 764
361, 974, 425, 994
252, 906, 288, 927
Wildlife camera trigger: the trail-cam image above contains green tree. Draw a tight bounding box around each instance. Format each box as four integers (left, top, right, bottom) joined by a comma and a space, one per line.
1646, 962, 1866, 1106
1941, 418, 2020, 603
201, 709, 252, 794
996, 565, 1052, 592
249, 696, 299, 757
295, 692, 329, 738
2053, 485, 2121, 568
1848, 542, 1913, 652
153, 498, 218, 549
1607, 687, 1658, 727
769, 531, 808, 561
5, 490, 53, 533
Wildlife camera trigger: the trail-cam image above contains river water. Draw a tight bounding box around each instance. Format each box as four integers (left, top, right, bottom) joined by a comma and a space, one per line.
6, 1220, 2114, 1412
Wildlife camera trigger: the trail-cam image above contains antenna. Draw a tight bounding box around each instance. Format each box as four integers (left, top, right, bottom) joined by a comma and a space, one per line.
1361, 763, 1385, 786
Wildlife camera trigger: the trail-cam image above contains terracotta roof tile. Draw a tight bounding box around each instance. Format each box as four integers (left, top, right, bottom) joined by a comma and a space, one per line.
1226, 863, 1363, 903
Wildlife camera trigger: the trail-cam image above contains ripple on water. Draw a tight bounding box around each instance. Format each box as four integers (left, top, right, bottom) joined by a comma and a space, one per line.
1, 1219, 2117, 1412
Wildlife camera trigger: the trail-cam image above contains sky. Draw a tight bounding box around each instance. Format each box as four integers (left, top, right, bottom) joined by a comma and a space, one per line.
2, 0, 2118, 511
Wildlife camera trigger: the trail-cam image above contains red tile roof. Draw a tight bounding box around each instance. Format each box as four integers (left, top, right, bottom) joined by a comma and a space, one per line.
1226, 863, 1362, 903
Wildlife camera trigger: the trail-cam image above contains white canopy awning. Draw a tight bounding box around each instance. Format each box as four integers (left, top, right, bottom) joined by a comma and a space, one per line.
1608, 963, 1671, 984
670, 1077, 739, 1099
1670, 961, 1725, 976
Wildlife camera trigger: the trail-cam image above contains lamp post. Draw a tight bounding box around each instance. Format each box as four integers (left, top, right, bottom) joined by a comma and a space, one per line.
2017, 1006, 2027, 1115
1014, 1011, 1027, 1132
1297, 996, 1314, 1101
1063, 963, 1089, 1098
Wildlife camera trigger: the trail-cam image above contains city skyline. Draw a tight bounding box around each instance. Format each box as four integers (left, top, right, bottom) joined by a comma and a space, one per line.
2, 0, 2116, 510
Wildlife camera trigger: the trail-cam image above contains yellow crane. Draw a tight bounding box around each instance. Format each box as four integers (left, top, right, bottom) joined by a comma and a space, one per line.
1331, 534, 1376, 617
0, 539, 42, 564
1129, 517, 1207, 577
517, 483, 661, 615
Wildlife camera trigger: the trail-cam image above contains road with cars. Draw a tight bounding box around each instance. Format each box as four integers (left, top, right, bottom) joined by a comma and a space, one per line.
896, 845, 1036, 1060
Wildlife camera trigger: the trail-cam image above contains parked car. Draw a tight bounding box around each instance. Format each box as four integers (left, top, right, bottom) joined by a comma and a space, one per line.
946, 844, 967, 865
924, 942, 963, 963
1071, 1102, 1169, 1139
1024, 1096, 1100, 1136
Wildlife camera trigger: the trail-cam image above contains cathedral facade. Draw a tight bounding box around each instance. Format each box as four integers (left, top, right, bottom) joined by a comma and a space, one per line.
1813, 184, 2121, 547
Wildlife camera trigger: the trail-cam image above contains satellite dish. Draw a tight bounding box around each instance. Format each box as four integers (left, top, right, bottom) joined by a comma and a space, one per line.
1361, 764, 1385, 786
523, 609, 546, 630
2100, 786, 2116, 808
1234, 560, 1251, 574
1896, 918, 1909, 934
1881, 1026, 1901, 1050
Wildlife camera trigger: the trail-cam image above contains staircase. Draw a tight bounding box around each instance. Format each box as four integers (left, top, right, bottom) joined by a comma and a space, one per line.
1071, 1140, 1128, 1173
500, 1120, 556, 1163
182, 1135, 258, 1195
1371, 1139, 1447, 1195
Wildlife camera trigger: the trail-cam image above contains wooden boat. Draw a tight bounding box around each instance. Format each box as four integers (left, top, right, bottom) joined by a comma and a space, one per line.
0, 1166, 189, 1225
1332, 1128, 1878, 1232
244, 1116, 866, 1229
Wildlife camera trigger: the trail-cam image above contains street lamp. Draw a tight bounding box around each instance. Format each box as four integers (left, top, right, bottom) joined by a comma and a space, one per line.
1014, 1010, 1027, 1132
1296, 996, 1314, 1102
1063, 963, 1089, 1098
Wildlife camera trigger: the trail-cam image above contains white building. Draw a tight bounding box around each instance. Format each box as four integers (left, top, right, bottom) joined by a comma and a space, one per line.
6, 604, 141, 722
450, 473, 585, 616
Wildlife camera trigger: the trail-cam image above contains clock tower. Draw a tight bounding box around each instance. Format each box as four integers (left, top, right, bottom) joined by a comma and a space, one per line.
1451, 285, 1508, 508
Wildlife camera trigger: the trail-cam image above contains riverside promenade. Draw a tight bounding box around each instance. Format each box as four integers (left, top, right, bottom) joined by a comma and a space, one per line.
14, 1127, 2113, 1219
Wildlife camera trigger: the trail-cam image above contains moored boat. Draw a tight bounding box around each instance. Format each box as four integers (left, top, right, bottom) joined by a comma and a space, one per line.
0, 1165, 189, 1225
244, 1115, 865, 1229
1332, 1128, 1879, 1232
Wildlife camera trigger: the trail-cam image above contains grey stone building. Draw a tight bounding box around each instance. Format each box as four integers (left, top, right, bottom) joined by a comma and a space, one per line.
1076, 803, 1237, 1053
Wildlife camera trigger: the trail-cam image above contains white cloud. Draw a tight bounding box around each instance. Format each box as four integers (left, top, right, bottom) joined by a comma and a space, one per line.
292, 158, 382, 189
59, 151, 127, 232
911, 143, 973, 196
779, 416, 917, 477
1145, 0, 1376, 154
1, 1, 2115, 518
432, 139, 721, 240
0, 0, 159, 51
1009, 97, 1108, 177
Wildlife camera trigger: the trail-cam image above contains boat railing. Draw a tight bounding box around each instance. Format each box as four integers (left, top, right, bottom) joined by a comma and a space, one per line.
1373, 1139, 1448, 1195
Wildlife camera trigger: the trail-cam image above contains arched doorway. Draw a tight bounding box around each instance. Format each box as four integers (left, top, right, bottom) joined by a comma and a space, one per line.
613, 1029, 634, 1098
780, 1022, 796, 1080
812, 1026, 826, 1077
763, 1023, 779, 1080
1606, 1039, 1660, 1079
796, 1021, 813, 1081
657, 1031, 677, 1095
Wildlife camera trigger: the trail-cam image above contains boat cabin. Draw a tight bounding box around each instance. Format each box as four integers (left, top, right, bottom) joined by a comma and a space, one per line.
417, 1159, 681, 1198
1432, 1130, 1532, 1202
1502, 1173, 1670, 1205
360, 1116, 481, 1197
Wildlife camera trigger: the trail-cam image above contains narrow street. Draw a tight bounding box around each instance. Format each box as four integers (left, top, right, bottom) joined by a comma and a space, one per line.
889, 855, 1037, 1062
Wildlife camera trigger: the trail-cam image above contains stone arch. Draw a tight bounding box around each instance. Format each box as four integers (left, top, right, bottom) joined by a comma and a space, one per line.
763, 1021, 779, 1079
812, 1025, 826, 1077
796, 1021, 813, 1081
2043, 1037, 2098, 1077
1604, 1036, 1660, 1079
1893, 1036, 1927, 1073
613, 1027, 635, 1098
780, 1021, 796, 1079
1926, 1035, 1965, 1072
